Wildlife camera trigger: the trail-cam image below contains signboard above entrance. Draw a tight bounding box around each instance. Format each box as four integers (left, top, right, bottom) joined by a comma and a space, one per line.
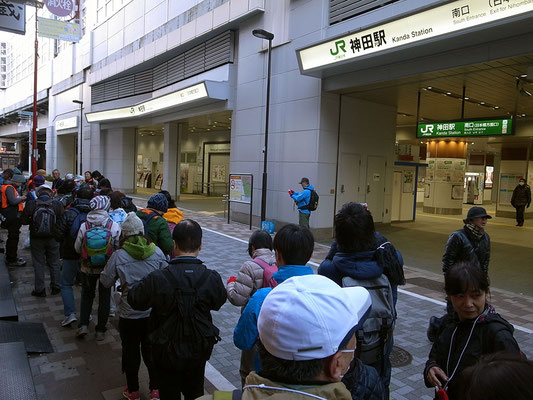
297, 0, 533, 72
417, 118, 513, 138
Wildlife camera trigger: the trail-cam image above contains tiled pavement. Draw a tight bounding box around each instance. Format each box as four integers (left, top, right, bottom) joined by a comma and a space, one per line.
4, 204, 533, 399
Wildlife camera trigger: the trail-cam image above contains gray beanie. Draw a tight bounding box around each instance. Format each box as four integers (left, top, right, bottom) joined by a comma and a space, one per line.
121, 212, 144, 237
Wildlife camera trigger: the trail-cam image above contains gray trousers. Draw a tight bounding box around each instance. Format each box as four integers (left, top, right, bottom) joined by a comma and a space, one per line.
30, 236, 61, 292
298, 212, 310, 229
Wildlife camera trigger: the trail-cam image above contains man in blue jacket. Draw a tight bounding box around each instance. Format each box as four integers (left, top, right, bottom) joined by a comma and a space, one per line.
288, 177, 314, 228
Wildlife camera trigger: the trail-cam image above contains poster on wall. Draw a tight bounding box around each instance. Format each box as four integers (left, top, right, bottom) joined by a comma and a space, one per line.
499, 173, 523, 205
436, 160, 453, 170
485, 166, 494, 189
211, 164, 227, 182
403, 170, 414, 193
451, 184, 464, 200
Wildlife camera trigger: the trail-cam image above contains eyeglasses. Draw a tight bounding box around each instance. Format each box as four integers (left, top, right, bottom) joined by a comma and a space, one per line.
339, 349, 356, 354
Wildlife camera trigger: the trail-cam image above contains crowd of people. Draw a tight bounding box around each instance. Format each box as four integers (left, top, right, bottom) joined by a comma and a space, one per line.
1, 167, 532, 400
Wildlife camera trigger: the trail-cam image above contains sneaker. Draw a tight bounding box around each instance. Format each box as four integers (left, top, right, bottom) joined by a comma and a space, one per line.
31, 289, 46, 298
95, 331, 105, 341
50, 285, 61, 295
6, 258, 26, 267
61, 313, 77, 327
109, 311, 116, 317
149, 389, 160, 400
76, 325, 89, 338
123, 386, 140, 400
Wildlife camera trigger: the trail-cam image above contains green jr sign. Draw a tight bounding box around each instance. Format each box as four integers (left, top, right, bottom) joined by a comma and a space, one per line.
417, 119, 513, 138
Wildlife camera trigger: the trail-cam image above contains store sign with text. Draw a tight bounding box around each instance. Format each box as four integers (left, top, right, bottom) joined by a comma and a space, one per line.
0, 1, 25, 35
55, 116, 77, 131
298, 0, 533, 71
417, 118, 513, 138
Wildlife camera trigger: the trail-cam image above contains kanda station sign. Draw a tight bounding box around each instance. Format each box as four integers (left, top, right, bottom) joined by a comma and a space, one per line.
45, 0, 73, 17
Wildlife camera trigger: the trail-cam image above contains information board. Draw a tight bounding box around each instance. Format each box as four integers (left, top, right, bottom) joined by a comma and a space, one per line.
499, 173, 523, 205
229, 174, 253, 204
418, 119, 512, 138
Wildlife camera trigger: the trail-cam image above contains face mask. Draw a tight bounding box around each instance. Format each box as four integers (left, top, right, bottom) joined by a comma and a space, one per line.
339, 349, 355, 378
520, 182, 525, 186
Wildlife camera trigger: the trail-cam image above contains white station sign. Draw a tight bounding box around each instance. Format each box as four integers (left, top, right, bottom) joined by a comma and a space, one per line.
55, 116, 78, 130
298, 0, 533, 72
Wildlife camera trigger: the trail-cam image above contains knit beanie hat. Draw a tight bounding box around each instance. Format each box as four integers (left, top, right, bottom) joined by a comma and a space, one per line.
90, 195, 110, 211
33, 175, 46, 187
147, 193, 168, 213
121, 212, 144, 238
11, 174, 26, 183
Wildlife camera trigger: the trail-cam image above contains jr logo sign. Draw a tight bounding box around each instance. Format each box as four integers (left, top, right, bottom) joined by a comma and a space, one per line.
330, 40, 346, 56
420, 125, 434, 135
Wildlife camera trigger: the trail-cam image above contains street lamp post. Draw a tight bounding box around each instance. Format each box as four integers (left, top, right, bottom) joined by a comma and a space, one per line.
72, 100, 83, 175
252, 28, 274, 225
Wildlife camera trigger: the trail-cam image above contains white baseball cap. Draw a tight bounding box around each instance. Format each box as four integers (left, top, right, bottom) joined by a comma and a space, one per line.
258, 274, 371, 361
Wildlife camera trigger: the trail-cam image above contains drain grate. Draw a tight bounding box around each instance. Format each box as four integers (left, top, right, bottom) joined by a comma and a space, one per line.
406, 277, 444, 292
390, 345, 412, 367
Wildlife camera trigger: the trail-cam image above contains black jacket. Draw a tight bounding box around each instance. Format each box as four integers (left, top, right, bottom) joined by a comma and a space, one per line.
21, 194, 64, 237
442, 227, 490, 274
424, 307, 520, 399
52, 178, 64, 190
511, 184, 531, 207
53, 198, 91, 259
128, 257, 227, 335
343, 358, 386, 400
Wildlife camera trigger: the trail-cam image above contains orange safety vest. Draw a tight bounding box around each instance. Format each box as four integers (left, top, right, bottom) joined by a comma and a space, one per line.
1, 185, 24, 211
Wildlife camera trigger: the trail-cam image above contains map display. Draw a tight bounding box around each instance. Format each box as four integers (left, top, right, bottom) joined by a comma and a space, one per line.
229, 174, 253, 204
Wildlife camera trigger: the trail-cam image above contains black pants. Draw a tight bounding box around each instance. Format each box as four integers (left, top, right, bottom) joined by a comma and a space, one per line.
516, 205, 526, 225
3, 217, 21, 263
157, 360, 206, 400
119, 317, 158, 392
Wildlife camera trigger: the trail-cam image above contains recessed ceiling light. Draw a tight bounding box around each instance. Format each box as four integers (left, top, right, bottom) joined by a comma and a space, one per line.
427, 86, 432, 90
446, 92, 451, 95
464, 97, 469, 100
494, 106, 500, 109
480, 102, 485, 105
522, 114, 527, 117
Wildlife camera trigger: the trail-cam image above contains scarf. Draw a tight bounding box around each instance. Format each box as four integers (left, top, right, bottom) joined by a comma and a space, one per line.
465, 223, 484, 239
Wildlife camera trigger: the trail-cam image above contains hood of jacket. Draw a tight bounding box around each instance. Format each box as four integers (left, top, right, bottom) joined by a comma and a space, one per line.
86, 209, 111, 226
122, 236, 156, 260
272, 264, 314, 284
241, 372, 352, 400
252, 248, 274, 260
163, 207, 183, 224
330, 251, 383, 280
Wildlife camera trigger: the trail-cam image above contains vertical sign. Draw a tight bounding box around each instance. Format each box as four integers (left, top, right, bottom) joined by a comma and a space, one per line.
0, 1, 25, 35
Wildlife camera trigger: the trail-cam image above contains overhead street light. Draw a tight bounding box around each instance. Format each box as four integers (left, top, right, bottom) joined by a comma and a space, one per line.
252, 28, 274, 225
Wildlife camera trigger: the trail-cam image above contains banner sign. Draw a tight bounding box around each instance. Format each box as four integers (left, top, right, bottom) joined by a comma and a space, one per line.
229, 174, 253, 204
45, 0, 74, 17
38, 16, 80, 42
298, 0, 533, 72
0, 1, 25, 35
417, 118, 513, 138
55, 116, 77, 130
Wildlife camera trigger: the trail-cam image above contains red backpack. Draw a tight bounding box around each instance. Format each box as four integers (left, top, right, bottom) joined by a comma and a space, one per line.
252, 258, 278, 288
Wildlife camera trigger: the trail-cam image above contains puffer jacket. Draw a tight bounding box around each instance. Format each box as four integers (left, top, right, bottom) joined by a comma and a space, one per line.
196, 372, 352, 400
442, 227, 490, 274
53, 198, 91, 259
226, 248, 276, 307
511, 184, 531, 207
108, 207, 128, 226
136, 208, 174, 254
424, 305, 520, 399
100, 236, 167, 319
342, 358, 386, 400
74, 209, 121, 274
163, 207, 184, 233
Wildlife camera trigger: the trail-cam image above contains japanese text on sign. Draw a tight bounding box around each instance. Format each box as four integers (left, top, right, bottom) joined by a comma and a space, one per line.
0, 1, 25, 35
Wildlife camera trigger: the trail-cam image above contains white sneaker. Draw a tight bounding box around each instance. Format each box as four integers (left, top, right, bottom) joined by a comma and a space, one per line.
61, 313, 77, 327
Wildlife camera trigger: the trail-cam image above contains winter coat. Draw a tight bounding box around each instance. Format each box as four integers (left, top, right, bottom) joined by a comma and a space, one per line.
342, 358, 386, 400
136, 208, 174, 254
108, 208, 128, 226
226, 248, 276, 307
442, 227, 490, 274
74, 209, 121, 274
511, 184, 531, 207
196, 372, 352, 400
52, 178, 64, 190
20, 193, 64, 237
53, 198, 91, 259
424, 305, 520, 399
233, 264, 314, 352
290, 184, 315, 214
163, 207, 184, 233
127, 257, 226, 338
100, 236, 167, 319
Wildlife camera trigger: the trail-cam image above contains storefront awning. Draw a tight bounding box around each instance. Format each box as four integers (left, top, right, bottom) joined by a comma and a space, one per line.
85, 81, 229, 123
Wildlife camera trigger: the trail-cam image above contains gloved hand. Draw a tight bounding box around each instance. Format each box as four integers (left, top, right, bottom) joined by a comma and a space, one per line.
288, 189, 294, 196
227, 276, 237, 284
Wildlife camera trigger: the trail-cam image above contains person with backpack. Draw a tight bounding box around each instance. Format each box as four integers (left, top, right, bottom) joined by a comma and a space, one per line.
288, 177, 317, 229
1, 169, 27, 267
100, 212, 167, 400
136, 193, 174, 255
232, 224, 315, 382
21, 186, 64, 297
74, 195, 121, 340
57, 179, 76, 208
226, 229, 277, 386
28, 174, 46, 201
318, 202, 405, 396
160, 190, 183, 234
53, 186, 93, 326
128, 219, 226, 400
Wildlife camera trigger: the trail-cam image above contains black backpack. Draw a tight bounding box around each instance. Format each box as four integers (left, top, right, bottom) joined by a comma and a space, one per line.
121, 197, 137, 213
33, 199, 57, 238
301, 188, 319, 211
148, 267, 221, 369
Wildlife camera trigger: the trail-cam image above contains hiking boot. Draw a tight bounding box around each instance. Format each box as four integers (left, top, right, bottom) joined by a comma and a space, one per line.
61, 313, 77, 327
76, 325, 89, 338
6, 258, 26, 267
50, 285, 61, 295
149, 389, 160, 400
31, 289, 46, 298
95, 331, 105, 341
123, 386, 140, 400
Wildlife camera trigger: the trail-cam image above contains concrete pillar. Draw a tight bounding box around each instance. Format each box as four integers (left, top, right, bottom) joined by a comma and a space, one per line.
163, 121, 179, 199
89, 123, 101, 175
103, 127, 136, 193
